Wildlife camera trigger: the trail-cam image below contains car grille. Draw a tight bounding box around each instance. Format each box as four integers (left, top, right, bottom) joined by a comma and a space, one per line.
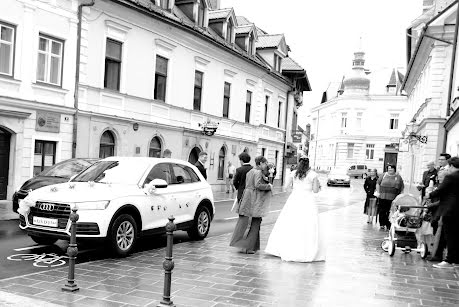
28, 202, 71, 229
76, 223, 100, 235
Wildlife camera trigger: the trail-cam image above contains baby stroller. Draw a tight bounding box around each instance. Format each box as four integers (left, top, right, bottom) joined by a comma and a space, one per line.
381, 194, 429, 258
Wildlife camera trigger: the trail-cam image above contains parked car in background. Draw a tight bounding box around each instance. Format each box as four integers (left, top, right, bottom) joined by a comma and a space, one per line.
327, 168, 351, 187
12, 158, 98, 213
18, 157, 215, 256
347, 164, 368, 179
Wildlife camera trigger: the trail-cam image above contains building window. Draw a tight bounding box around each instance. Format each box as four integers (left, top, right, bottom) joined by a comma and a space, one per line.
245, 90, 252, 123
149, 137, 162, 158
223, 82, 230, 118
99, 130, 115, 158
226, 19, 233, 44
34, 140, 56, 176
366, 144, 375, 160
37, 34, 63, 86
154, 55, 168, 101
356, 112, 362, 129
273, 54, 282, 72
278, 101, 283, 127
264, 95, 269, 124
347, 143, 354, 159
104, 39, 122, 91
261, 148, 266, 157
0, 22, 15, 76
389, 113, 399, 130
217, 146, 225, 180
193, 71, 203, 110
197, 0, 205, 27
341, 112, 347, 128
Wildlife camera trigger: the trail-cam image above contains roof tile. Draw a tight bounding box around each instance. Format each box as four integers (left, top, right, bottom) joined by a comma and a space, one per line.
256, 34, 283, 49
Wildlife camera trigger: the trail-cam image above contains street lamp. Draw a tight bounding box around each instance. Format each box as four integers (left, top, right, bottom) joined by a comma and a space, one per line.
403, 120, 428, 194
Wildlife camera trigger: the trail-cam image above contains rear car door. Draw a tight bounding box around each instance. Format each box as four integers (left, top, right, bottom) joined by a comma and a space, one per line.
169, 163, 202, 224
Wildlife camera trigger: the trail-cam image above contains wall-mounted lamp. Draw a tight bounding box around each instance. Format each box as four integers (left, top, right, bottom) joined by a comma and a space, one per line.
405, 120, 428, 144
133, 123, 139, 131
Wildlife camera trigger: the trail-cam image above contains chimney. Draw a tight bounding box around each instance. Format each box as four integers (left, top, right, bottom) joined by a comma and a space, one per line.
209, 0, 221, 10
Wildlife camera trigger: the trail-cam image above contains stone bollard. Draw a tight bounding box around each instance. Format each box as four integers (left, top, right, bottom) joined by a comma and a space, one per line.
62, 207, 79, 292
157, 216, 177, 307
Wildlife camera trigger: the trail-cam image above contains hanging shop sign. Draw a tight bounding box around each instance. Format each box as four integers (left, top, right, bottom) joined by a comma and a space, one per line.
35, 111, 61, 133
292, 132, 303, 143
199, 120, 219, 136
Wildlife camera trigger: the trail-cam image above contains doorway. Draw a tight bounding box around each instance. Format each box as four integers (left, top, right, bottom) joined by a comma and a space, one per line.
0, 128, 11, 200
188, 147, 201, 165
383, 152, 398, 172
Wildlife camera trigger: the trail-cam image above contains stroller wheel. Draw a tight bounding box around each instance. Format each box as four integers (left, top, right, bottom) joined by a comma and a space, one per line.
381, 240, 389, 252
420, 242, 428, 259
388, 240, 396, 256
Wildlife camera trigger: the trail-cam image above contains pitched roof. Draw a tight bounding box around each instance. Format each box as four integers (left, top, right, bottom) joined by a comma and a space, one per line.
235, 24, 254, 34
281, 57, 303, 71
387, 69, 397, 86
208, 8, 232, 20
236, 16, 251, 25
256, 34, 284, 49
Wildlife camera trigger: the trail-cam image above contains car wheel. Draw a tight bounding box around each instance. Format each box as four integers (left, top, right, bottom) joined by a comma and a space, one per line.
187, 206, 211, 240
29, 235, 58, 245
109, 214, 137, 257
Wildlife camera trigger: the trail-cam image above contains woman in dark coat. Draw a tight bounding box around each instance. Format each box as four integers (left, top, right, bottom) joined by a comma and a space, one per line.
363, 169, 378, 223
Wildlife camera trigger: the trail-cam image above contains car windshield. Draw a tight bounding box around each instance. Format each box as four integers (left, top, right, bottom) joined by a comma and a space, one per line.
39, 159, 93, 178
329, 169, 347, 176
72, 160, 151, 184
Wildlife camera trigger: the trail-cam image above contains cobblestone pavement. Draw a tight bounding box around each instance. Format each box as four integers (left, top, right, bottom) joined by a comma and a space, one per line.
1, 200, 459, 306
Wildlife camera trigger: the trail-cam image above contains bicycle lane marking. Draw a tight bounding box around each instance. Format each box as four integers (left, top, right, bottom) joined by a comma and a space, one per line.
7, 253, 69, 268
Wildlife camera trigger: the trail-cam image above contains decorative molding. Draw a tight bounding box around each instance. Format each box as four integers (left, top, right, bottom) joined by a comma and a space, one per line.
224, 69, 237, 78
105, 20, 131, 41
195, 56, 210, 72
155, 38, 177, 54
264, 88, 274, 95
246, 79, 256, 87
0, 109, 32, 118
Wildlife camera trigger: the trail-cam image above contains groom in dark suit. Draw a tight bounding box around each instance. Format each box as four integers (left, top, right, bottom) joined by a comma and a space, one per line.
194, 151, 208, 180
233, 152, 252, 202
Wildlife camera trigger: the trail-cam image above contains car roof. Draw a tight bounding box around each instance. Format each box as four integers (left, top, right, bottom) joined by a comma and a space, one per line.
102, 156, 192, 166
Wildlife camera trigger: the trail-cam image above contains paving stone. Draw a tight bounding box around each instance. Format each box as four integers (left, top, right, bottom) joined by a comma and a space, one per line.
104, 293, 153, 306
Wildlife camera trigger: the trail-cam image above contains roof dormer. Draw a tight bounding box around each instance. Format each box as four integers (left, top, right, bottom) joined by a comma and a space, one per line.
235, 23, 258, 56
175, 0, 210, 27
208, 8, 237, 44
256, 34, 288, 73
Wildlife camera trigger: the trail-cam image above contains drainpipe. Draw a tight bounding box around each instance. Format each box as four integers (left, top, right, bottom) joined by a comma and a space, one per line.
282, 89, 292, 186
443, 3, 459, 152
72, 0, 95, 158
313, 108, 319, 169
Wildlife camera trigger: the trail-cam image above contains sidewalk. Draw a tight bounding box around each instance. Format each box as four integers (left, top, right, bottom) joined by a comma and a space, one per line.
0, 200, 18, 221
1, 201, 458, 306
213, 187, 285, 202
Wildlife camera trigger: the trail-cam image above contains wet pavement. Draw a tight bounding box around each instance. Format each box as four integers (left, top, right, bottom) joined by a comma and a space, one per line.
1, 188, 459, 306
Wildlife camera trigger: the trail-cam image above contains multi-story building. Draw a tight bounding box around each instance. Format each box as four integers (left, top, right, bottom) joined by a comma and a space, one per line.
0, 0, 310, 200
0, 0, 78, 201
308, 50, 408, 173
399, 0, 457, 188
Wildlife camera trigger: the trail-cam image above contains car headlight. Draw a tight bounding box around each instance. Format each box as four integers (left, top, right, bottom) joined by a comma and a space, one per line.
74, 201, 110, 210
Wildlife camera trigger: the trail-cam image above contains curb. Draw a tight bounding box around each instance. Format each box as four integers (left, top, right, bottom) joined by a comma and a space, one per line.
0, 290, 63, 307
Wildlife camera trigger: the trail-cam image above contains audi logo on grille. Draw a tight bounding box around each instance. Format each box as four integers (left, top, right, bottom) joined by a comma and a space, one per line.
39, 203, 55, 211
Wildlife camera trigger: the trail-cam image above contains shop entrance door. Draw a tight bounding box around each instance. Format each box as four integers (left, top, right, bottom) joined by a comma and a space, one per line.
0, 128, 11, 200
383, 152, 398, 172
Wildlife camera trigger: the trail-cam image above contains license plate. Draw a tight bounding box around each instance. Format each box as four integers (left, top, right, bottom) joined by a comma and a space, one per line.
33, 216, 58, 228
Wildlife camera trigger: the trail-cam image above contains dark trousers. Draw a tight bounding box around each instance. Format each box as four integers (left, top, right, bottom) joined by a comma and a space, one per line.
229, 215, 262, 251
432, 218, 447, 259
443, 216, 459, 264
378, 199, 392, 228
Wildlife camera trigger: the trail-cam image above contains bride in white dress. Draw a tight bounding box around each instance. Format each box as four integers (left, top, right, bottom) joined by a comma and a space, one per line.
265, 156, 326, 262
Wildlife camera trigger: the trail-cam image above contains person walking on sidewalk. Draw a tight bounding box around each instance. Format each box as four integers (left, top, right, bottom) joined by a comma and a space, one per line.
265, 155, 325, 262
226, 161, 236, 193
363, 169, 378, 223
194, 152, 208, 180
232, 152, 253, 202
230, 155, 273, 254
376, 164, 404, 231
426, 156, 459, 269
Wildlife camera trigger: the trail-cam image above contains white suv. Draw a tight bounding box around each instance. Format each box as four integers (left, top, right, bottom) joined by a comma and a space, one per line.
18, 157, 215, 256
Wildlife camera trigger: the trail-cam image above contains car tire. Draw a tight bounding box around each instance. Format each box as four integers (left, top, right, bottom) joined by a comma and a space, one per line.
29, 235, 58, 245
109, 214, 137, 257
187, 206, 211, 240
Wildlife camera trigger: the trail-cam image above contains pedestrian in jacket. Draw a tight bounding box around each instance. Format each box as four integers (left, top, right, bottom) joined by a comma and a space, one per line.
417, 161, 437, 200
363, 169, 378, 223
194, 151, 208, 180
232, 152, 253, 202
230, 155, 273, 254
426, 156, 459, 269
376, 164, 404, 230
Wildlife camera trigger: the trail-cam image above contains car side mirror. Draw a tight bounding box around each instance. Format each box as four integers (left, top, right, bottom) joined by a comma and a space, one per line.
143, 179, 168, 194
176, 175, 184, 184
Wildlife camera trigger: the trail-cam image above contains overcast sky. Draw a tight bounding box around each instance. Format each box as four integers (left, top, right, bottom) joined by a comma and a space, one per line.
221, 0, 422, 125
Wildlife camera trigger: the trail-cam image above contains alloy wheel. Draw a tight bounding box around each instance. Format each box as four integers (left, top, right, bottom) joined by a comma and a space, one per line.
116, 221, 134, 251
197, 211, 209, 235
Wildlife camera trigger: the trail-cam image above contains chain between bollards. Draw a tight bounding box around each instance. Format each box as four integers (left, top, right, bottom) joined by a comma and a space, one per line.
157, 215, 177, 307
62, 207, 79, 292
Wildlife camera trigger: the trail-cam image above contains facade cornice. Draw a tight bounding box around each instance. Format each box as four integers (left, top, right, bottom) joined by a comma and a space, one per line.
0, 95, 75, 114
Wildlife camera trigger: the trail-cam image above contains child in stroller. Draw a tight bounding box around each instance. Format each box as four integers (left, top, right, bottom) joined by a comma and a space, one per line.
381, 194, 432, 258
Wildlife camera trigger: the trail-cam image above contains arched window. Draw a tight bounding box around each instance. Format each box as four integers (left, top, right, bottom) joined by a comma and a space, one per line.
188, 147, 201, 165
217, 146, 226, 180
99, 130, 115, 158
149, 137, 162, 158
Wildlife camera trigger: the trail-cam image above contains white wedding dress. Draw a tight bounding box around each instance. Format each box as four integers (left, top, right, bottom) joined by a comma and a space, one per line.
265, 170, 326, 262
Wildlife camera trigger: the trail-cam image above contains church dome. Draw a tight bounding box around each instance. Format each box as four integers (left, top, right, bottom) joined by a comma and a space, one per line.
342, 50, 370, 95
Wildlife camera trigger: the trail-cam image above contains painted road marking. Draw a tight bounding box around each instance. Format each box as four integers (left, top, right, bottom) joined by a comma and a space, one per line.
14, 245, 47, 251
